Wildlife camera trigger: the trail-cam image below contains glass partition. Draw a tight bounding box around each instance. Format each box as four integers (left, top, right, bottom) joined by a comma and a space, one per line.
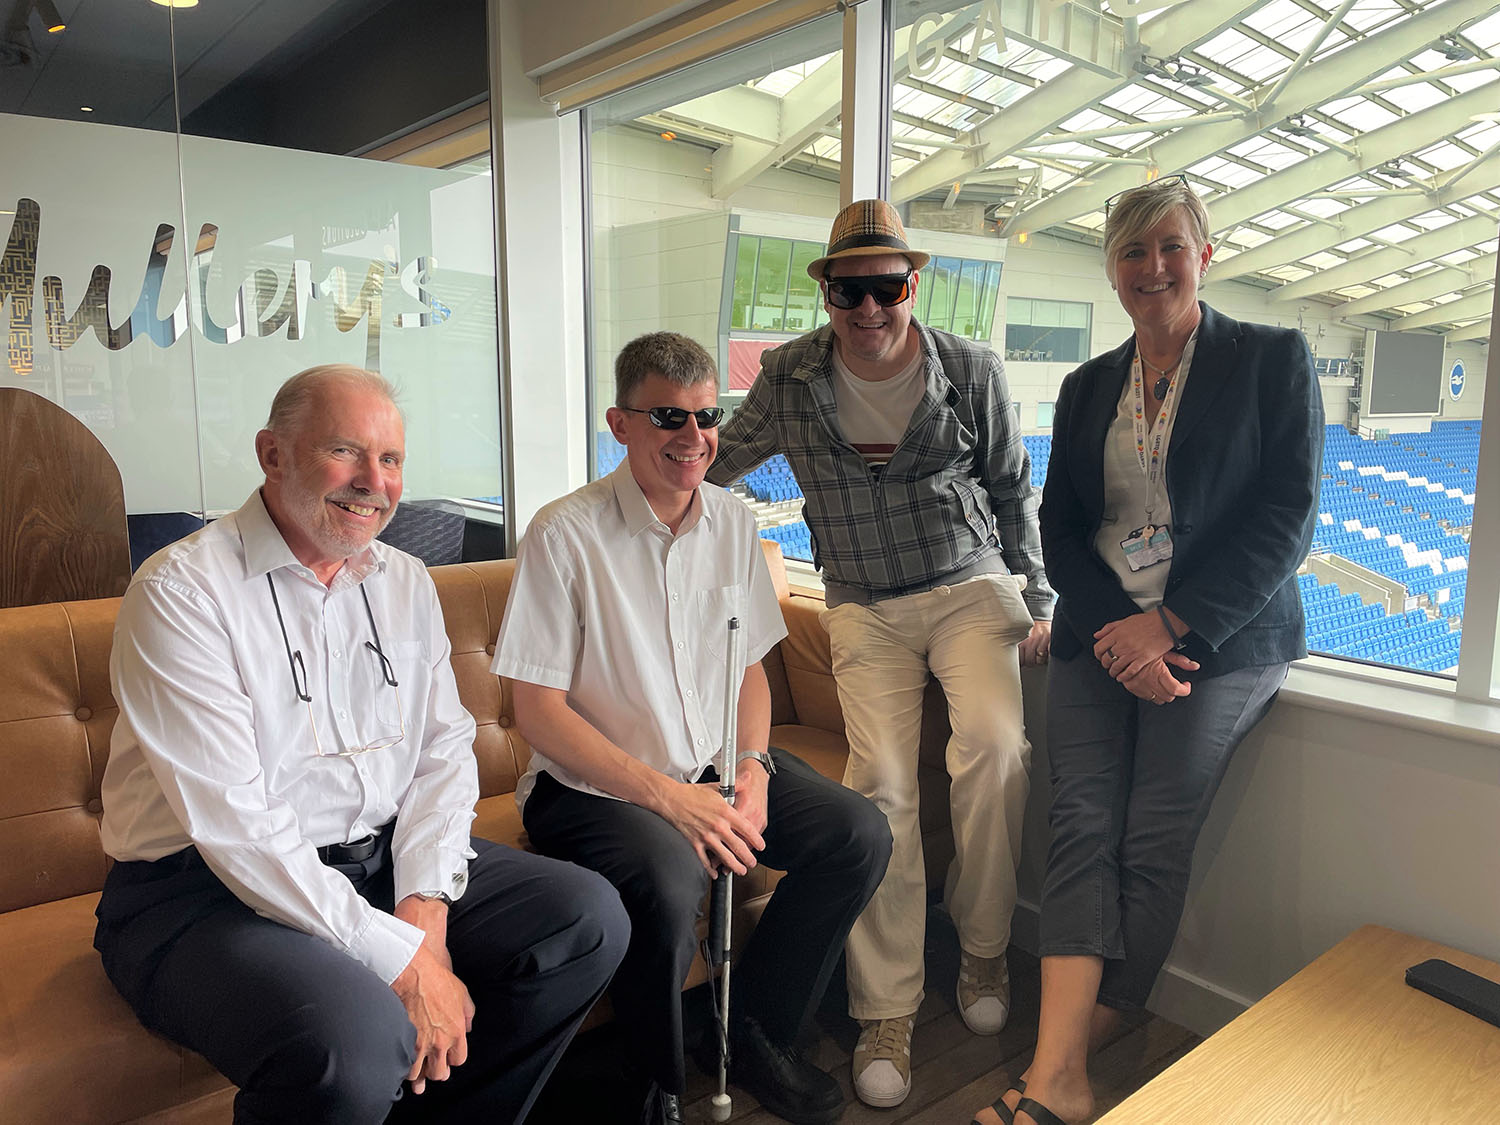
1, 0, 503, 576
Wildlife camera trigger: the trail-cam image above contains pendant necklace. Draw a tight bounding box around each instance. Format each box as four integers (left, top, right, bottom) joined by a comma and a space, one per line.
1140, 351, 1184, 401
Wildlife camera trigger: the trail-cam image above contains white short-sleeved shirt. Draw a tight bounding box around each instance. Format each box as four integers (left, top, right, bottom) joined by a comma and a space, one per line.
493, 463, 788, 810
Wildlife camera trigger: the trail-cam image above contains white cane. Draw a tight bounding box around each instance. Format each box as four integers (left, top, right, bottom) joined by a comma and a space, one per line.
708, 616, 743, 1122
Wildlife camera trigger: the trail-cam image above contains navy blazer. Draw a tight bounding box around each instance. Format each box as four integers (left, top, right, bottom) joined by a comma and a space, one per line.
1042, 303, 1325, 678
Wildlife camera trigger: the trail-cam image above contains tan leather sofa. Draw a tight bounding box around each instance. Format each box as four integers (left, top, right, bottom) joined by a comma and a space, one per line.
0, 543, 956, 1124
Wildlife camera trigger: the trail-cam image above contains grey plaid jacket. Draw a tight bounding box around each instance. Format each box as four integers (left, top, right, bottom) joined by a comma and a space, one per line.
707, 323, 1053, 617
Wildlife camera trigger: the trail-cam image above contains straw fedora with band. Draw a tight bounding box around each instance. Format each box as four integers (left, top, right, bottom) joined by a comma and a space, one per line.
807, 199, 932, 279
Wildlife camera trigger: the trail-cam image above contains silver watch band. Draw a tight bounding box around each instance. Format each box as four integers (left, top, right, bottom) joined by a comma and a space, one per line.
736, 750, 776, 776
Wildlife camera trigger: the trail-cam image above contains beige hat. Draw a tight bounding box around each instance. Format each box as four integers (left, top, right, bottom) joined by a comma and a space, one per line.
806, 198, 931, 279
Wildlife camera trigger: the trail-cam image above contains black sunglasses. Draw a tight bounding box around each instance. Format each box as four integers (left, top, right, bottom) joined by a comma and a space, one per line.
621, 405, 726, 430
823, 271, 913, 310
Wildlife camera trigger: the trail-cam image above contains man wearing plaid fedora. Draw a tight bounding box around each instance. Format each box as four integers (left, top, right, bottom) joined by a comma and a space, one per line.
708, 198, 1053, 1108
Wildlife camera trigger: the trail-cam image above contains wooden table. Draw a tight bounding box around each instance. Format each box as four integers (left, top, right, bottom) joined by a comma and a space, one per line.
1097, 925, 1500, 1123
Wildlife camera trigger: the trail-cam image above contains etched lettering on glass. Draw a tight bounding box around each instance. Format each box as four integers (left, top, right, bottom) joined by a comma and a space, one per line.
0, 197, 453, 379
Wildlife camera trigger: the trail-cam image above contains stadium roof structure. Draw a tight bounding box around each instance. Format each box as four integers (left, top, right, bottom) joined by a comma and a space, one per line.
623, 0, 1500, 343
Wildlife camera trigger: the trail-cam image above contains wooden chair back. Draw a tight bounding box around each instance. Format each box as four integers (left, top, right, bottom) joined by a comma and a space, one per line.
0, 388, 131, 608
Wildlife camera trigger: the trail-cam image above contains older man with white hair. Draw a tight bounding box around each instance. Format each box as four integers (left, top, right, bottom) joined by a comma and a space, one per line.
94, 365, 628, 1125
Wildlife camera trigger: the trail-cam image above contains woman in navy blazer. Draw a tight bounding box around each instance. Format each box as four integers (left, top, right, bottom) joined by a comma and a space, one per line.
975, 179, 1323, 1125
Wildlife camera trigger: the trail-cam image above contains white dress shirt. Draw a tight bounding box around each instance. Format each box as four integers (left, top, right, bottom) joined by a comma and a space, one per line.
100, 490, 479, 984
493, 464, 787, 811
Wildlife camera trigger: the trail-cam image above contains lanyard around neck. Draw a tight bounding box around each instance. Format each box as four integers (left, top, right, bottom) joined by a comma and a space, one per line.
1129, 329, 1198, 519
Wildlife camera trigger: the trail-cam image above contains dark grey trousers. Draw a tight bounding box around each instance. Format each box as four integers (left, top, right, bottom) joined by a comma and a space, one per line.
523, 748, 892, 1094
1038, 653, 1287, 1009
94, 836, 630, 1125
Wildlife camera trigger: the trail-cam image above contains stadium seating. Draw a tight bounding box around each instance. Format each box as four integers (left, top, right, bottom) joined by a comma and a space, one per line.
592, 419, 1481, 677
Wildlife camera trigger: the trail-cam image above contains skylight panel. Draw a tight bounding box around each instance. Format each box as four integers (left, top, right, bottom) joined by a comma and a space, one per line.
1438, 249, 1479, 266
1382, 84, 1445, 114
1306, 251, 1348, 270
1266, 264, 1312, 281
1344, 3, 1406, 35
1101, 87, 1161, 115
1336, 238, 1373, 254
1243, 0, 1317, 40
1416, 142, 1478, 171
1339, 285, 1377, 299
1214, 164, 1262, 188
1031, 57, 1072, 82
1236, 45, 1293, 83
1198, 27, 1257, 63
1257, 210, 1302, 230
1297, 196, 1348, 219
1409, 212, 1458, 231
1443, 71, 1496, 94
1461, 9, 1500, 49
1370, 222, 1422, 243
1338, 100, 1399, 130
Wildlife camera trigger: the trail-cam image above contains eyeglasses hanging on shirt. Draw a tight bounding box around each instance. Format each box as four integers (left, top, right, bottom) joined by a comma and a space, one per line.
266, 573, 406, 757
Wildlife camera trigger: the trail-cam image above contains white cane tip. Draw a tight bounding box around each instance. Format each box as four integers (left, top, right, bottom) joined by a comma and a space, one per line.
710, 1094, 733, 1120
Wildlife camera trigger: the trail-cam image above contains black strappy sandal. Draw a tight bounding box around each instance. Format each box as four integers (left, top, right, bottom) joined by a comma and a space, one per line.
1014, 1094, 1068, 1125
971, 1078, 1025, 1125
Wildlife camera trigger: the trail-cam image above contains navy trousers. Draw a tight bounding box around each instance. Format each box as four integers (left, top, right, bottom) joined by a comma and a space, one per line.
94, 836, 629, 1125
1038, 653, 1287, 1009
523, 748, 892, 1094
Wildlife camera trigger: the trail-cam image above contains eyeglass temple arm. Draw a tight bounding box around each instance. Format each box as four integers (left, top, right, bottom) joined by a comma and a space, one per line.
361, 586, 399, 687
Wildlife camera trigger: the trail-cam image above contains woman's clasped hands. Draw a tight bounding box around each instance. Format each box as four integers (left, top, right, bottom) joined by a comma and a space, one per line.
1093, 611, 1199, 705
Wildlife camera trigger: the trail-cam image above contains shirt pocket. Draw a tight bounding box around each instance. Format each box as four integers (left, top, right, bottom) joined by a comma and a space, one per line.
698, 583, 748, 666
373, 639, 428, 730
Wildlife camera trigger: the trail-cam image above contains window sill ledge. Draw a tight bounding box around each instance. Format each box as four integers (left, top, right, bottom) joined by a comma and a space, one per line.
1277, 657, 1500, 748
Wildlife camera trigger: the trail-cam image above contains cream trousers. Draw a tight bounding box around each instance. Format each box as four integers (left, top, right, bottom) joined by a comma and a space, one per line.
823, 574, 1034, 1020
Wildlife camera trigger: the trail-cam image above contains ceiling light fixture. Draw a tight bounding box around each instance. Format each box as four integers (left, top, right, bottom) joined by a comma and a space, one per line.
149, 0, 201, 8
658, 130, 676, 141
1169, 62, 1216, 88
79, 105, 92, 112
1435, 34, 1475, 62
1281, 114, 1319, 138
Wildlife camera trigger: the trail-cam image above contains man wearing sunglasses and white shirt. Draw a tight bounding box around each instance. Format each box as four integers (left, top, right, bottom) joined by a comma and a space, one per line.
707, 199, 1054, 1109
495, 332, 891, 1125
94, 365, 629, 1125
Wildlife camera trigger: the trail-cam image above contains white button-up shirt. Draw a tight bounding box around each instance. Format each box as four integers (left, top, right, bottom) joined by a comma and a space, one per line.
100, 491, 479, 984
493, 464, 787, 810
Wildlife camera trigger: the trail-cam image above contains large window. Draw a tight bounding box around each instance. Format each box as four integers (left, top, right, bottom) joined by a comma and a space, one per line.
1, 1, 504, 567
919, 257, 1003, 340
878, 0, 1500, 688
1006, 297, 1092, 363
585, 15, 845, 476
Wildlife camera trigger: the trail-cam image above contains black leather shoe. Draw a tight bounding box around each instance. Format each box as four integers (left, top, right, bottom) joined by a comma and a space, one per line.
731, 1016, 843, 1124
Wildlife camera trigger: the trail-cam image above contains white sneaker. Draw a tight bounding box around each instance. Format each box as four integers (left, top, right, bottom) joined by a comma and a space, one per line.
852, 1014, 915, 1108
956, 949, 1011, 1035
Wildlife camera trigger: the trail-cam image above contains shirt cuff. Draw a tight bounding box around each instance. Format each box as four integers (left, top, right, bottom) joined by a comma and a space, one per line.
349, 906, 427, 985
1023, 595, 1054, 620
393, 845, 474, 908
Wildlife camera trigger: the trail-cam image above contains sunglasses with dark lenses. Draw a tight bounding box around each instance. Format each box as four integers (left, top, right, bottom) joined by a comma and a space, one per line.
622, 405, 726, 430
823, 271, 913, 310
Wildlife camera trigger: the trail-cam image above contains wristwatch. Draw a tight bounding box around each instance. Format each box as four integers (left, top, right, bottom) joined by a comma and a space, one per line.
415, 890, 454, 906
736, 750, 776, 777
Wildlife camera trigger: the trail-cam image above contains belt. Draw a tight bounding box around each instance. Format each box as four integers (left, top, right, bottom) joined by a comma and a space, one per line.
316, 834, 380, 864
